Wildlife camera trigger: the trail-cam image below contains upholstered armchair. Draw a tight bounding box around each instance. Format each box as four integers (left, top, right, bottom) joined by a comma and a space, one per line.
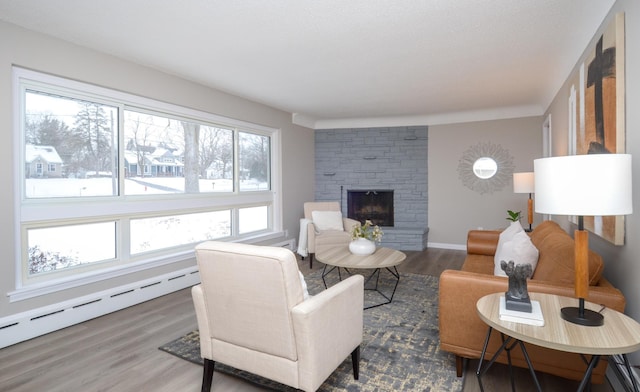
191, 241, 364, 392
303, 201, 360, 268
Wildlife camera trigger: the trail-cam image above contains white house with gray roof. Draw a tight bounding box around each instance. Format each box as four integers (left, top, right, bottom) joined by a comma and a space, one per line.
25, 144, 63, 178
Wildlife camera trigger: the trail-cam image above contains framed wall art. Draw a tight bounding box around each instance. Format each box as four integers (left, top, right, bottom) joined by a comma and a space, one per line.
568, 13, 626, 245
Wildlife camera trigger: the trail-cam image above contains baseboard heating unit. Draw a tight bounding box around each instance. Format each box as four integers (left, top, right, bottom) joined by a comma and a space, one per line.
0, 266, 200, 349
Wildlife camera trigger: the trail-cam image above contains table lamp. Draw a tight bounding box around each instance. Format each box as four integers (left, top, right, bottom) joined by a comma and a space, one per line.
534, 154, 632, 326
513, 172, 535, 231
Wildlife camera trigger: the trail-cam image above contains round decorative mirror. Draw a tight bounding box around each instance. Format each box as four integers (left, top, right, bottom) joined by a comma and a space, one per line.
472, 157, 498, 179
457, 142, 514, 194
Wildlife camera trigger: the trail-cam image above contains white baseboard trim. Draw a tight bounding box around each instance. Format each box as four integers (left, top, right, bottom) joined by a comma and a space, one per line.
0, 266, 200, 349
427, 242, 466, 251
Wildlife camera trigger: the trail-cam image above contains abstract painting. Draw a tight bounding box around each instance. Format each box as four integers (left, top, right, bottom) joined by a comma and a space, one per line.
569, 13, 626, 245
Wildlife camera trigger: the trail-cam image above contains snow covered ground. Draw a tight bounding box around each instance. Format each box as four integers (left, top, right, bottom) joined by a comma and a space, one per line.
25, 177, 268, 197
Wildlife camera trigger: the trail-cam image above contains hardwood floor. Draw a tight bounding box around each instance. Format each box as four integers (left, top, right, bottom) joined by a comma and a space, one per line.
0, 248, 613, 391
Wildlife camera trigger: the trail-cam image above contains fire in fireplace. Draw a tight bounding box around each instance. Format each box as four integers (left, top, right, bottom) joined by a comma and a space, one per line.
347, 190, 394, 227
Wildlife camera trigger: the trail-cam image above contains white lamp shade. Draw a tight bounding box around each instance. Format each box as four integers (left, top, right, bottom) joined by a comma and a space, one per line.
534, 154, 633, 216
513, 172, 535, 193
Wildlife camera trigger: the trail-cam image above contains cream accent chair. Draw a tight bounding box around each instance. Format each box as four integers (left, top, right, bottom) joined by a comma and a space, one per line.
304, 201, 360, 269
192, 241, 364, 392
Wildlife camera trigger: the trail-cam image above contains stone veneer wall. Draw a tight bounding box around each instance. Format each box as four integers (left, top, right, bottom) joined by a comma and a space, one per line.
315, 126, 428, 251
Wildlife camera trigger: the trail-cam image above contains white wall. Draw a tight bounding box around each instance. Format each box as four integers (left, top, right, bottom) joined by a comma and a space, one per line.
0, 21, 314, 318
428, 116, 543, 247
544, 0, 640, 366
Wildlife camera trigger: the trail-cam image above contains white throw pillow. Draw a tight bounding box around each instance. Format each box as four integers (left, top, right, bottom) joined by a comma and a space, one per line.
494, 229, 539, 276
299, 271, 310, 300
311, 210, 344, 231
494, 221, 524, 268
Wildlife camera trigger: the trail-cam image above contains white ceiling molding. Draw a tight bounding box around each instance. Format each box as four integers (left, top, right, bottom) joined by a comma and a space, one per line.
298, 104, 544, 130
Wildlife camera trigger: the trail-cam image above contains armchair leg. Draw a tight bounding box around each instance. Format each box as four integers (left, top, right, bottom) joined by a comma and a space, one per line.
351, 345, 361, 380
309, 253, 314, 269
202, 359, 215, 392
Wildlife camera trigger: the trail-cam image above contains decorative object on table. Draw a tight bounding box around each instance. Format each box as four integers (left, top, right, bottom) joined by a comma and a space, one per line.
501, 260, 533, 312
160, 271, 463, 392
566, 13, 626, 245
505, 210, 521, 223
498, 296, 544, 326
348, 237, 376, 256
457, 141, 515, 194
513, 172, 535, 231
493, 220, 539, 277
534, 154, 632, 326
349, 219, 383, 255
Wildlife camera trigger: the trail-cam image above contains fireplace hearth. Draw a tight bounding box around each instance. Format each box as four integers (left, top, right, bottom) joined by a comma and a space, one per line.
347, 190, 394, 227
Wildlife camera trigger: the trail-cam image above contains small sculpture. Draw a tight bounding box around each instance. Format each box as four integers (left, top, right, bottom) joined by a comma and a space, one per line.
501, 260, 533, 312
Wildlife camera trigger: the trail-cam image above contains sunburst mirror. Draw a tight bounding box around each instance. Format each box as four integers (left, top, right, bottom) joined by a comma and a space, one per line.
458, 142, 514, 194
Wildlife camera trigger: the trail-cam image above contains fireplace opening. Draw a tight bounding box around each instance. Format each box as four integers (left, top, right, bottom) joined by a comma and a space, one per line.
347, 190, 394, 227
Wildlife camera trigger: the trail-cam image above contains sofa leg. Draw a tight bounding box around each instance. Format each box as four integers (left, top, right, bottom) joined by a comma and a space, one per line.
351, 345, 360, 380
455, 355, 463, 377
202, 358, 215, 392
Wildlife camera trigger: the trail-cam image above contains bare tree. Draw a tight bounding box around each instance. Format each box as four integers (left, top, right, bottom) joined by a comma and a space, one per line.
126, 114, 155, 177
182, 121, 200, 192
199, 127, 233, 179
240, 132, 269, 181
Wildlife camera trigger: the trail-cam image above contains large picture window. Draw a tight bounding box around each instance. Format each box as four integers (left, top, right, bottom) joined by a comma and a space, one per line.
25, 91, 119, 198
14, 68, 281, 298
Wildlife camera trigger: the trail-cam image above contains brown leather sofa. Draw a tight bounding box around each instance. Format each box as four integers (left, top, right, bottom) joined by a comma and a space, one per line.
439, 220, 626, 383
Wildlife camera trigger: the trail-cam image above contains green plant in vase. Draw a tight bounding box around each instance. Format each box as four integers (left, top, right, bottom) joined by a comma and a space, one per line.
351, 220, 384, 244
506, 210, 521, 222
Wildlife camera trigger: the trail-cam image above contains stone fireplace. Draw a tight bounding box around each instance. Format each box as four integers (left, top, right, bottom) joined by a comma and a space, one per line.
314, 126, 429, 250
347, 190, 394, 226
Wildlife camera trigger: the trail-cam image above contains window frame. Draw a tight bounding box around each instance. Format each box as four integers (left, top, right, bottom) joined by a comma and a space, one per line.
11, 67, 283, 301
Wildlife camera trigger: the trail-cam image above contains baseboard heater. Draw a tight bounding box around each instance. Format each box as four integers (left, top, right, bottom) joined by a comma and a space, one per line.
0, 266, 200, 349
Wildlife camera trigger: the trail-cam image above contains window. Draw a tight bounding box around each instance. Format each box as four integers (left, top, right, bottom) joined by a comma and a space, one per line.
14, 67, 281, 298
27, 222, 117, 275
123, 109, 235, 195
238, 132, 270, 192
238, 206, 269, 234
25, 91, 118, 197
130, 210, 231, 255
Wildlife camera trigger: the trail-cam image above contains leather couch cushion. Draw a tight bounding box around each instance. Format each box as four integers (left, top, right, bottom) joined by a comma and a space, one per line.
529, 220, 562, 247
461, 254, 495, 275
531, 231, 604, 285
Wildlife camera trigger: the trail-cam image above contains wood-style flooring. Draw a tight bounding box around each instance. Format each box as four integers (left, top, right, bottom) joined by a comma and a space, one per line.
0, 248, 613, 391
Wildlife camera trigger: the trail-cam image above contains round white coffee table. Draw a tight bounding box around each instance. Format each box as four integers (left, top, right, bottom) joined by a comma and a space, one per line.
315, 244, 406, 309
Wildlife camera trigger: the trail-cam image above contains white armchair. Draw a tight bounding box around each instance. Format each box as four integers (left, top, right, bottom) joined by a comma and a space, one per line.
192, 241, 364, 392
303, 201, 360, 268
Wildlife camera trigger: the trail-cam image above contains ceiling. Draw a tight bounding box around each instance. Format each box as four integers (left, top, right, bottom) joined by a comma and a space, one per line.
0, 0, 615, 128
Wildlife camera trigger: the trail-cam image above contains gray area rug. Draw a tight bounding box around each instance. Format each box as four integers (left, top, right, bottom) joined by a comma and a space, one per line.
159, 269, 463, 391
